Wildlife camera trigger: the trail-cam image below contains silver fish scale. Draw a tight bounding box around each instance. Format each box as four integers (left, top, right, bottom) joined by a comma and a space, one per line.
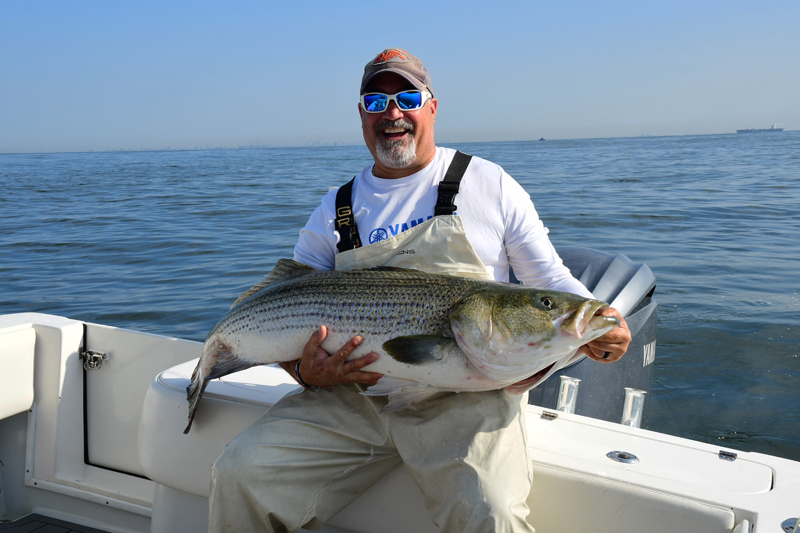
212, 268, 485, 341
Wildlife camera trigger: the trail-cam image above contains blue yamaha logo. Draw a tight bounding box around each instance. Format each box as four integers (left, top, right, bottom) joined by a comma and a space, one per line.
369, 228, 388, 243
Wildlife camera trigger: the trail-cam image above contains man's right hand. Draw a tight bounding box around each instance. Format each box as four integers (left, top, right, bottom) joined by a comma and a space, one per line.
280, 325, 383, 388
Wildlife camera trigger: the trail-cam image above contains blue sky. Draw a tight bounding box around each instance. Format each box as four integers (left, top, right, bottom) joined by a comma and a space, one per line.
1, 1, 798, 153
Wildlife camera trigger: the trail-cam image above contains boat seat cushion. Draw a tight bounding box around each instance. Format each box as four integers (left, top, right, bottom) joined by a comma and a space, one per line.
528, 463, 736, 533
0, 327, 36, 421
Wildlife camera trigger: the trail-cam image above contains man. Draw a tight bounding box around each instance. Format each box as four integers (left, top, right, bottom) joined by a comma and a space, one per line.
209, 48, 630, 533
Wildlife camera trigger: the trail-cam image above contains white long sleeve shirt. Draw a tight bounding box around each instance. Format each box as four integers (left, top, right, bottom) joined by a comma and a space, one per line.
294, 146, 592, 298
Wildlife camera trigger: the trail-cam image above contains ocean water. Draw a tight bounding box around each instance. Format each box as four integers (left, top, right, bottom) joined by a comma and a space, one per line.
2, 132, 799, 461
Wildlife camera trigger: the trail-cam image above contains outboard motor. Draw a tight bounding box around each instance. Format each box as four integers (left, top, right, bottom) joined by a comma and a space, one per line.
524, 247, 657, 428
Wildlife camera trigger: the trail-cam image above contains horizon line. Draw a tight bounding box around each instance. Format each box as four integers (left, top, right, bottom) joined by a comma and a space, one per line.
0, 130, 794, 156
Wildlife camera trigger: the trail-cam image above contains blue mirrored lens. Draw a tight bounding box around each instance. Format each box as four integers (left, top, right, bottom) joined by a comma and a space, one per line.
364, 94, 387, 112
396, 91, 423, 110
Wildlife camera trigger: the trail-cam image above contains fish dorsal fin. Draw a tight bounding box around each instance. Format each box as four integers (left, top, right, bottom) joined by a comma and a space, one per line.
231, 259, 316, 309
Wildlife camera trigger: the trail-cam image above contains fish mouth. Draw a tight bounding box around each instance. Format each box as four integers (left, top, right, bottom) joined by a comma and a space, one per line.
527, 362, 556, 387
560, 301, 619, 338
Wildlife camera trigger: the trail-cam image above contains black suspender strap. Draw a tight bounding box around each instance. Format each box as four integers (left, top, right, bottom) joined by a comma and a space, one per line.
335, 177, 361, 253
434, 151, 472, 216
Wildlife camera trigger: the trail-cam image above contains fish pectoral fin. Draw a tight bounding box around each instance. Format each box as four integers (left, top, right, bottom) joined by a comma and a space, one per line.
231, 259, 315, 309
362, 376, 440, 413
205, 356, 260, 380
382, 335, 457, 365
382, 388, 441, 413
361, 375, 420, 396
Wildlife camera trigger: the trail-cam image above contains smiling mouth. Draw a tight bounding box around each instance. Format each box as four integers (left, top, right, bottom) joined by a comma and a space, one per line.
376, 120, 413, 141
382, 127, 408, 139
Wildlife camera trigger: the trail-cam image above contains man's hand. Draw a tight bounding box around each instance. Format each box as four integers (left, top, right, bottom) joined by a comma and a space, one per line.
505, 307, 631, 395
280, 325, 383, 388
579, 307, 630, 363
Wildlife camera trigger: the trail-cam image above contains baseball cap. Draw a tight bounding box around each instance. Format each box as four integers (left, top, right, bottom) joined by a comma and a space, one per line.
360, 48, 434, 97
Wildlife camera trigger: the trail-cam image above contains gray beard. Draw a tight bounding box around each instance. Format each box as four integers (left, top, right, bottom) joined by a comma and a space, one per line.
375, 136, 416, 169
374, 120, 416, 169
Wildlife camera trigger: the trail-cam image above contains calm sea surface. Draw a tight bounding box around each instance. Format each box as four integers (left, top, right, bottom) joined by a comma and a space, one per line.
2, 133, 799, 461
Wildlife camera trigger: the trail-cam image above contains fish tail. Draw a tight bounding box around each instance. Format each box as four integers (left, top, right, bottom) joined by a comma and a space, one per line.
184, 344, 259, 434
184, 359, 209, 434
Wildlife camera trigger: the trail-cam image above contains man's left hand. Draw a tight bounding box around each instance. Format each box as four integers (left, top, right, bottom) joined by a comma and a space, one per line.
579, 307, 630, 363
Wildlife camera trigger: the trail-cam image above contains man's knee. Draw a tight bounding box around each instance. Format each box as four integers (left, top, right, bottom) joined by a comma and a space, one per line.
212, 435, 254, 486
419, 465, 533, 533
434, 493, 532, 533
210, 439, 305, 533
210, 434, 285, 500
210, 443, 239, 489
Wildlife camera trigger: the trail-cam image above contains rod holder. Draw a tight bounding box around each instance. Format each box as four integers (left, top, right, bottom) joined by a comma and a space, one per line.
556, 376, 581, 414
621, 388, 647, 428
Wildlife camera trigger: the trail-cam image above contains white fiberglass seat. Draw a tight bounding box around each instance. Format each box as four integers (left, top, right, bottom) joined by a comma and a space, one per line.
139, 359, 744, 533
138, 360, 300, 497
138, 359, 442, 532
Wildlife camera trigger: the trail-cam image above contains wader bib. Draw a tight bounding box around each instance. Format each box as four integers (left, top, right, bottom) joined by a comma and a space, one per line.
209, 152, 536, 533
333, 151, 492, 280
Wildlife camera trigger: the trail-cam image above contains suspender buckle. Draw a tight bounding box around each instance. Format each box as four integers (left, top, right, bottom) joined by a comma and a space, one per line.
437, 182, 460, 194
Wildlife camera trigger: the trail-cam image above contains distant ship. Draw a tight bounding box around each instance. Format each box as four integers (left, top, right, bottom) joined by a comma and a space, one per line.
736, 124, 783, 133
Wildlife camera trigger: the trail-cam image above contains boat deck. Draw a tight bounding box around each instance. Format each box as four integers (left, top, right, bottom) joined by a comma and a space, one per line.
0, 514, 108, 533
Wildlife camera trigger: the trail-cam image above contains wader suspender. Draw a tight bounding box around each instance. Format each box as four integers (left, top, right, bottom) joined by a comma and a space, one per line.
335, 151, 473, 254
334, 179, 362, 253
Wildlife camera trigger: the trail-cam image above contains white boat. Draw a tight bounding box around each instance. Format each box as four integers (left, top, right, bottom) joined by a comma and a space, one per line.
1, 250, 799, 533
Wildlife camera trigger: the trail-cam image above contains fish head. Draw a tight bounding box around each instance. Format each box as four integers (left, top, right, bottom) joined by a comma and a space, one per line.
449, 286, 619, 383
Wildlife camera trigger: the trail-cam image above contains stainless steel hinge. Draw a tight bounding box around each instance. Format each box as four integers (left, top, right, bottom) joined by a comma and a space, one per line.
540, 411, 559, 421
81, 350, 108, 371
719, 450, 738, 462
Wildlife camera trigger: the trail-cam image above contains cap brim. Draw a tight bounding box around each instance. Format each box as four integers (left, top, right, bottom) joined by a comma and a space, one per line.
360, 68, 430, 95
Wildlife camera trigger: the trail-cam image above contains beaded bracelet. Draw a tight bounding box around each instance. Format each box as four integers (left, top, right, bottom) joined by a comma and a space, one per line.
294, 360, 320, 392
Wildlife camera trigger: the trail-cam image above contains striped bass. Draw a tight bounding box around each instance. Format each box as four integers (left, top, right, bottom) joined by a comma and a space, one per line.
184, 259, 619, 433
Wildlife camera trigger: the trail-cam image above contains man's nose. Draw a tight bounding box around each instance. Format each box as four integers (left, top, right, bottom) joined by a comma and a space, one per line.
381, 100, 404, 120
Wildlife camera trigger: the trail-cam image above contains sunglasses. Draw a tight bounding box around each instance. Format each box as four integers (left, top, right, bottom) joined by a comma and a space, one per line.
360, 90, 432, 113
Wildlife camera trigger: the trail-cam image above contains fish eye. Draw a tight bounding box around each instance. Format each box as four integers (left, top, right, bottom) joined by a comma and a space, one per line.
541, 297, 554, 309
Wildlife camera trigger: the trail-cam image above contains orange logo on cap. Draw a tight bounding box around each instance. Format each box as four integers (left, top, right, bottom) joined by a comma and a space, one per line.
374, 49, 408, 64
